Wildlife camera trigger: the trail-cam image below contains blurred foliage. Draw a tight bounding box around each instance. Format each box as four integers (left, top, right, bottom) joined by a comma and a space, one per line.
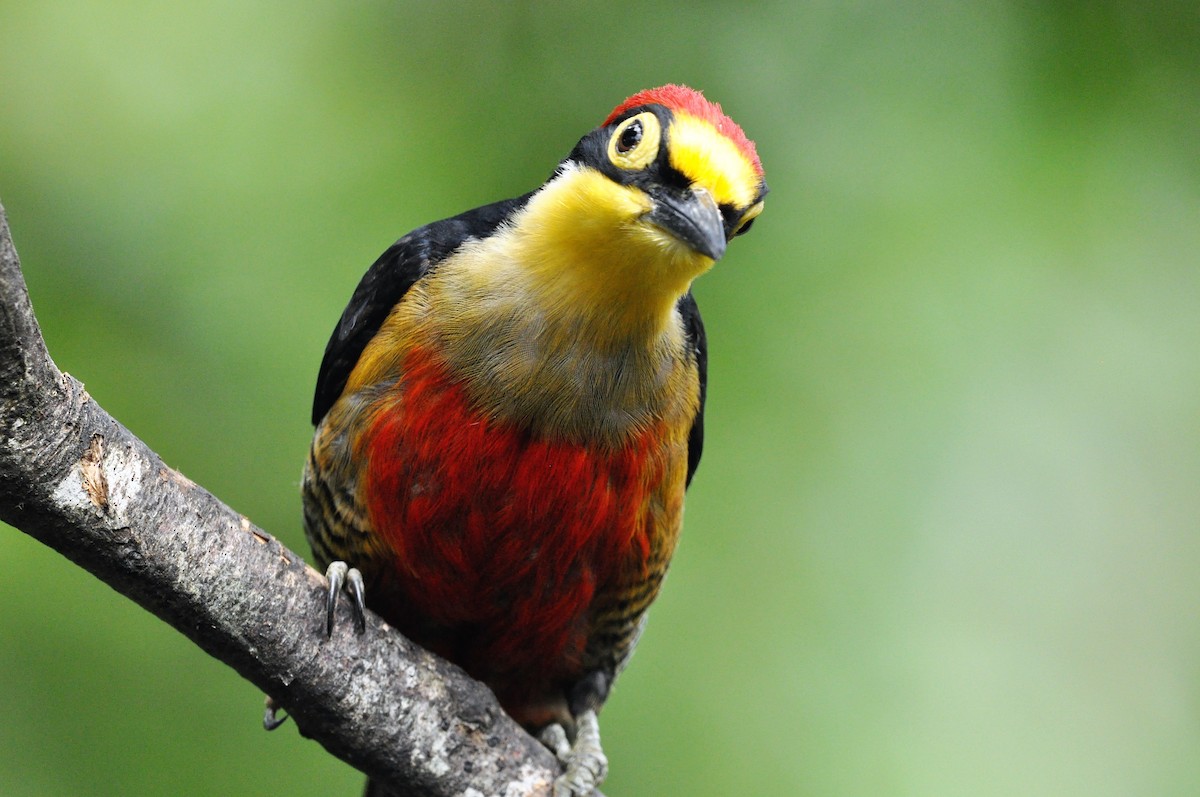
2, 2, 1199, 795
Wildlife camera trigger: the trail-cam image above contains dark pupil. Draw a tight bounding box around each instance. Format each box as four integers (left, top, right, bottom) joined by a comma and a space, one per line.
617, 121, 642, 153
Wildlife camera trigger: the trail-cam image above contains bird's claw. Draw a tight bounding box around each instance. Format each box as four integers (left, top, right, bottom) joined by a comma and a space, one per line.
325, 560, 367, 636
263, 695, 288, 730
265, 561, 365, 731
540, 709, 608, 797
539, 722, 572, 760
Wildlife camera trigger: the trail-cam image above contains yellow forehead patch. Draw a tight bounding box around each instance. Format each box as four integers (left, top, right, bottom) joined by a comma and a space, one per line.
668, 113, 762, 209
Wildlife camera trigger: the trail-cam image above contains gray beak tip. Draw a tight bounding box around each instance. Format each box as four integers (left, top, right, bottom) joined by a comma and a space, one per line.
647, 187, 727, 261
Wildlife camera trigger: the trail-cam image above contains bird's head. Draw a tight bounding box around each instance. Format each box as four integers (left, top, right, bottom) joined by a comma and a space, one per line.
515, 85, 766, 332
585, 84, 766, 263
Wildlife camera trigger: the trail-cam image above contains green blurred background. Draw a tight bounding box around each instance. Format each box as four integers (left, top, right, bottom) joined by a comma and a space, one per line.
2, 2, 1198, 795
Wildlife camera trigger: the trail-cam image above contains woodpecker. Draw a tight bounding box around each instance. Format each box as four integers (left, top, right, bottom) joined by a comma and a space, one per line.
301, 85, 765, 796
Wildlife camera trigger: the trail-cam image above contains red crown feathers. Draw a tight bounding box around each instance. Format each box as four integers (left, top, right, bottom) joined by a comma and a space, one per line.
603, 84, 763, 178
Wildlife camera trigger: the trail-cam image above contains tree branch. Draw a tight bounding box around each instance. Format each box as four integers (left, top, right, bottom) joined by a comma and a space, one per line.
0, 199, 562, 797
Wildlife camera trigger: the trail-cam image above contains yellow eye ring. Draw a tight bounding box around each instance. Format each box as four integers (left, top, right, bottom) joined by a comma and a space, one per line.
608, 111, 661, 171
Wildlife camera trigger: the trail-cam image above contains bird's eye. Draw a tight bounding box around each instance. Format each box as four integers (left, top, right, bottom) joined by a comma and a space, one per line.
732, 200, 764, 237
608, 111, 662, 171
617, 121, 642, 153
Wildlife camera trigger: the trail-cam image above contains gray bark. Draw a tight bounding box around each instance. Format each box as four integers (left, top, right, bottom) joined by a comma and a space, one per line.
0, 199, 565, 797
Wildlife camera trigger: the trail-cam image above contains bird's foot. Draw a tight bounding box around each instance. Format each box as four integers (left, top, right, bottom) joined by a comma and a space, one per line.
539, 709, 608, 797
263, 561, 365, 732
263, 695, 288, 730
325, 560, 367, 636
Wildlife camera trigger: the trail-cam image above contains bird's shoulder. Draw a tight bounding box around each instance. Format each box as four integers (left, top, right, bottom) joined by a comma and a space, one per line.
311, 193, 534, 425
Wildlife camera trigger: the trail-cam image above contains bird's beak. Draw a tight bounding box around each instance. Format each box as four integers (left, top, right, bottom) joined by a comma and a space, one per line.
646, 186, 727, 261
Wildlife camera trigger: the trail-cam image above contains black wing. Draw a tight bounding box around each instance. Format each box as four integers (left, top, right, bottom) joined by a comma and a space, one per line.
312, 193, 533, 426
678, 290, 707, 488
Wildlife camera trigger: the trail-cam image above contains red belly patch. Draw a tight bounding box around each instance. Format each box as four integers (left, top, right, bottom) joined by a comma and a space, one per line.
362, 345, 666, 684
